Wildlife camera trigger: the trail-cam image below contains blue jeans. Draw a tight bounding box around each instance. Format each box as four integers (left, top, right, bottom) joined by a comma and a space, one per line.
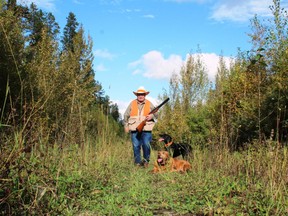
131, 131, 152, 164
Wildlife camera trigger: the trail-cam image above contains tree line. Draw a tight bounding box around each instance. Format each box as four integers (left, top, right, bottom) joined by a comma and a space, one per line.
154, 0, 288, 150
0, 0, 122, 150
1, 0, 288, 152
1, 1, 287, 214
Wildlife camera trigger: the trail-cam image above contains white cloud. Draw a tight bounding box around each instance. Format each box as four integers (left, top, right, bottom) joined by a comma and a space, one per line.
93, 49, 116, 73
100, 0, 122, 5
125, 9, 141, 13
95, 64, 108, 72
128, 50, 232, 82
128, 50, 184, 80
120, 51, 232, 118
18, 0, 56, 11
165, 0, 288, 22
143, 14, 155, 19
202, 53, 232, 81
94, 49, 115, 60
211, 0, 277, 22
73, 0, 84, 5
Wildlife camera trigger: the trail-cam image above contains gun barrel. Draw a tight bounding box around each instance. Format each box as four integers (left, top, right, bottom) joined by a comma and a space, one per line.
136, 98, 169, 133
149, 98, 169, 114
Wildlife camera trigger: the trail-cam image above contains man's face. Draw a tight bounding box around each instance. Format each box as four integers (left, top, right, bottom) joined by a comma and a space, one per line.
137, 93, 146, 102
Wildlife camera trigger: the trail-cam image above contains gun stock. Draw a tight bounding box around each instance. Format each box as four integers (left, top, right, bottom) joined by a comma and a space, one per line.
136, 98, 169, 133
136, 120, 147, 133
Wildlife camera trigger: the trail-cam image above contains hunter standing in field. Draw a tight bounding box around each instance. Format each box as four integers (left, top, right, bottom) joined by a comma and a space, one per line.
124, 86, 157, 167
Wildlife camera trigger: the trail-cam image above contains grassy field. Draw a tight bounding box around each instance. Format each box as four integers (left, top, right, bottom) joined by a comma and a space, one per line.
77, 140, 288, 216
1, 135, 288, 215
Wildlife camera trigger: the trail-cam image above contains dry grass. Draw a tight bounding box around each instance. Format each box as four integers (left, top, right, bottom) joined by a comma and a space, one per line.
1, 130, 288, 215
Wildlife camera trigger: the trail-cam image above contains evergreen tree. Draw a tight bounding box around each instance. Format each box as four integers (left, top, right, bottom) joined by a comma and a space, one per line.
58, 23, 99, 145
110, 103, 120, 122
25, 3, 59, 62
0, 2, 25, 122
61, 12, 79, 52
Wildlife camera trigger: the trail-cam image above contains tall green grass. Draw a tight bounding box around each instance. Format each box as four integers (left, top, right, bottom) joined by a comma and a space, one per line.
1, 127, 288, 215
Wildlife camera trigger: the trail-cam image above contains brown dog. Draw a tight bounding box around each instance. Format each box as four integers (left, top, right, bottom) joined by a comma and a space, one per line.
152, 151, 191, 173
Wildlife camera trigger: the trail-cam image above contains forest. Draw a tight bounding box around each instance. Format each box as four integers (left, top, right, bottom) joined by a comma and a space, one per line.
1, 0, 288, 215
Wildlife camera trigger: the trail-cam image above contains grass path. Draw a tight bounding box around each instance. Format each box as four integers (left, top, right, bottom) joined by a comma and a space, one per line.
71, 141, 288, 215
4, 138, 286, 215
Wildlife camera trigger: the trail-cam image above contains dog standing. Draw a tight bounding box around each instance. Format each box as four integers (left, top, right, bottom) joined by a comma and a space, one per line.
152, 151, 191, 173
158, 133, 192, 160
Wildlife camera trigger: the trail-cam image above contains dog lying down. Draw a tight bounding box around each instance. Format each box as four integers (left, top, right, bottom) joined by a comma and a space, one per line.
152, 151, 191, 173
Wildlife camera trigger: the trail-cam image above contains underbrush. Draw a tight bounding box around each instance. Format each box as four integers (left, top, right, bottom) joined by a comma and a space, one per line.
79, 143, 288, 216
1, 134, 288, 215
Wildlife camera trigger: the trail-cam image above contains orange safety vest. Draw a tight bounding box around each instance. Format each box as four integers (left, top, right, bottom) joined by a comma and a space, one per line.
130, 99, 151, 116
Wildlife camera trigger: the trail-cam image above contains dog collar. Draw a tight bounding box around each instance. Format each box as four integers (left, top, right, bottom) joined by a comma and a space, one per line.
164, 141, 173, 147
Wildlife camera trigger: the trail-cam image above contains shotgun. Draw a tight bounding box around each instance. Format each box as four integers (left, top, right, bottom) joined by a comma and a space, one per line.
136, 98, 170, 133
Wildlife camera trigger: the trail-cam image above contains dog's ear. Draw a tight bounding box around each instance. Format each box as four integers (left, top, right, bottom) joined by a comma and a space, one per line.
164, 151, 169, 158
165, 134, 172, 142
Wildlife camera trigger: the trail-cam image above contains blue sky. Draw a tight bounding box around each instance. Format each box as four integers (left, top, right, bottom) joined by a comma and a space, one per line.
20, 0, 288, 117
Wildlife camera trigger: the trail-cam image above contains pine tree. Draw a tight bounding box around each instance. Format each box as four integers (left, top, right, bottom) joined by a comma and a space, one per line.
0, 2, 25, 122
61, 12, 79, 52
58, 23, 99, 146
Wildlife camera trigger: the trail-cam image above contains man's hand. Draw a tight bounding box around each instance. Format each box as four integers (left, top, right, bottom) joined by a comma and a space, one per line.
145, 114, 153, 121
124, 126, 129, 133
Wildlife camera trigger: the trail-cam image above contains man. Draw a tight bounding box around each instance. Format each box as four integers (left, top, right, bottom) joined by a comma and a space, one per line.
124, 86, 157, 167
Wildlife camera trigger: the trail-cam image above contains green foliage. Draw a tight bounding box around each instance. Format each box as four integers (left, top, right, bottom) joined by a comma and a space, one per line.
61, 12, 79, 52
2, 0, 288, 214
155, 53, 210, 143
242, 0, 288, 144
3, 134, 288, 215
25, 3, 59, 47
0, 2, 122, 214
206, 0, 288, 149
0, 0, 121, 145
0, 6, 24, 118
156, 0, 285, 151
186, 105, 211, 148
